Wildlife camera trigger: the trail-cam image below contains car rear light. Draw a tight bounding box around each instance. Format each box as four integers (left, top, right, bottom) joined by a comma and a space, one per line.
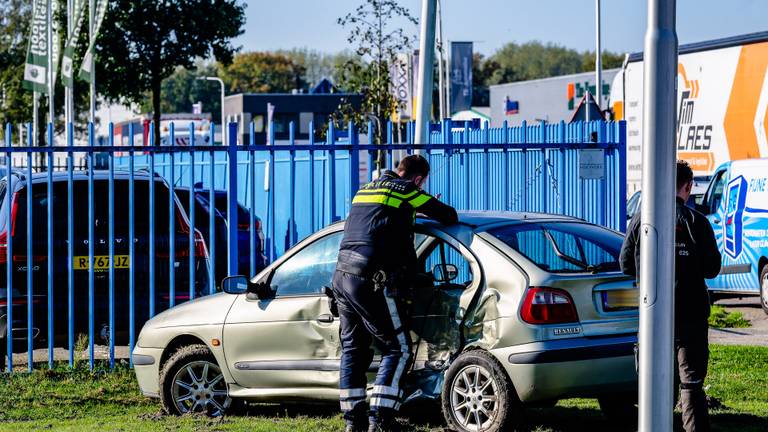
0, 297, 42, 306
0, 194, 45, 264
171, 229, 209, 259
238, 220, 250, 230
520, 287, 579, 325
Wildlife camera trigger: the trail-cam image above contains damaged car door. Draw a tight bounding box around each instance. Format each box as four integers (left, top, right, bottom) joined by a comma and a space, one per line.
222, 231, 343, 390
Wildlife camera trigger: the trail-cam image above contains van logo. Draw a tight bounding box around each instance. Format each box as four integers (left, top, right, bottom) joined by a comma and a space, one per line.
553, 326, 581, 336
724, 175, 747, 259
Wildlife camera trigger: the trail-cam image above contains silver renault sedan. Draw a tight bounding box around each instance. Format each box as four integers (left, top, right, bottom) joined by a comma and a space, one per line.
132, 212, 639, 432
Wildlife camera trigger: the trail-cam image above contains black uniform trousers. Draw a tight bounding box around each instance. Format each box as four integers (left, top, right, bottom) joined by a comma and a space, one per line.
332, 269, 413, 427
675, 323, 710, 432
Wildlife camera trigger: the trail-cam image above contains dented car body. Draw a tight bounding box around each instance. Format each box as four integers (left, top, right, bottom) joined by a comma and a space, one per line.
133, 212, 639, 429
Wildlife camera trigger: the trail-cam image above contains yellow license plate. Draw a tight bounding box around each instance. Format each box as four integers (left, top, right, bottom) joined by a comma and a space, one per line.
73, 255, 130, 272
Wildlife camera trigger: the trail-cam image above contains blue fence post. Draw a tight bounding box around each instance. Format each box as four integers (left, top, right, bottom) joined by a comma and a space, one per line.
367, 121, 374, 182
208, 123, 216, 294
309, 121, 315, 233
149, 122, 156, 315
87, 122, 95, 371
289, 121, 296, 247
268, 121, 275, 262
188, 123, 196, 299
463, 123, 470, 210
559, 121, 566, 215
26, 125, 33, 372
227, 122, 239, 276
483, 121, 490, 210
169, 123, 176, 308
386, 121, 393, 170
540, 120, 548, 213
108, 123, 115, 368
67, 121, 75, 367
444, 119, 452, 207
249, 121, 256, 277
4, 123, 12, 372
327, 121, 336, 224
502, 120, 509, 211
348, 121, 359, 200
128, 123, 136, 367
46, 123, 54, 369
618, 121, 628, 231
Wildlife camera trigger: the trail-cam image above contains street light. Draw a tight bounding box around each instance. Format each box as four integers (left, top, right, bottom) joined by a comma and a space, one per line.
197, 76, 226, 145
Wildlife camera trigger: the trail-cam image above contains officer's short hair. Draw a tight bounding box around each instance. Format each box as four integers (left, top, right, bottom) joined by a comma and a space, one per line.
397, 154, 430, 179
677, 160, 694, 190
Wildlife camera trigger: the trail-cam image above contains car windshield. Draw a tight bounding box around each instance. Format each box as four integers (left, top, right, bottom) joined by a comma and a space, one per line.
486, 222, 623, 274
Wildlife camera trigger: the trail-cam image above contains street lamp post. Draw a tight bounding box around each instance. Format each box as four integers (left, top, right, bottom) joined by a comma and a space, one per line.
198, 77, 226, 145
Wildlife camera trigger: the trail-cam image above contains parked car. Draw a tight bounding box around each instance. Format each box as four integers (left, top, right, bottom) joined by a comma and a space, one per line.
132, 212, 638, 430
175, 183, 267, 286
0, 171, 211, 362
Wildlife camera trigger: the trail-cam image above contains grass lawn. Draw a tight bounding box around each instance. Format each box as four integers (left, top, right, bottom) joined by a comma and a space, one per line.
1, 344, 766, 432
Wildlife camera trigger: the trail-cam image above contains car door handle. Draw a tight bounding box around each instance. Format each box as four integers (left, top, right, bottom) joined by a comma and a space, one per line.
713, 219, 721, 224
316, 314, 334, 324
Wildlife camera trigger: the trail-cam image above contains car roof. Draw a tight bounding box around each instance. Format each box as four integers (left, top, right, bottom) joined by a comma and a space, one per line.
9, 170, 158, 184
447, 210, 584, 227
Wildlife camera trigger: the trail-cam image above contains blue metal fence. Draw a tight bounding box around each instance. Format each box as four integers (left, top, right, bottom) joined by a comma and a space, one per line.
1, 118, 625, 373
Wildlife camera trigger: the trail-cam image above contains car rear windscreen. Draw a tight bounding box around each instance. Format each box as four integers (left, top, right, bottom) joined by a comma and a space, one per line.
487, 222, 623, 273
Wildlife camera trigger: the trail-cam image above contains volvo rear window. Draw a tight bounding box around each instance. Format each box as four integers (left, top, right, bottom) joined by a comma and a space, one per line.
487, 222, 623, 273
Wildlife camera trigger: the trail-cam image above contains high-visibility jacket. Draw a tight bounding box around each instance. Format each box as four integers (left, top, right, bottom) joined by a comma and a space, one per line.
336, 170, 458, 276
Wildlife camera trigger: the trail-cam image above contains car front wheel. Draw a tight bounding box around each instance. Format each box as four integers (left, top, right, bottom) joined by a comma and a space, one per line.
441, 350, 518, 432
760, 265, 768, 315
159, 344, 232, 416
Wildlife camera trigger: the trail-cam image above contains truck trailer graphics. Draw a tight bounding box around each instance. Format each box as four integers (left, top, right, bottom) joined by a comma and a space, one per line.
610, 32, 768, 194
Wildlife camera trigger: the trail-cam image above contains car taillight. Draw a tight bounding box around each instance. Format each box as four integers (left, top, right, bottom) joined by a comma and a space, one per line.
0, 297, 41, 306
172, 229, 209, 259
520, 287, 579, 325
238, 220, 249, 230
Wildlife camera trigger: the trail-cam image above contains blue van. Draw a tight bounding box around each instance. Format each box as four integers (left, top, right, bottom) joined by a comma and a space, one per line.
696, 159, 768, 313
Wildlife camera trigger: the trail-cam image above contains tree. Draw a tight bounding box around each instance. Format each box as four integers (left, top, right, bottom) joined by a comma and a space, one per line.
336, 0, 417, 162
219, 52, 306, 94
95, 0, 245, 146
139, 62, 223, 123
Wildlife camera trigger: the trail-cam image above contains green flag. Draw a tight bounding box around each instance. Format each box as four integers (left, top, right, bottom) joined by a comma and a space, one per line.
79, 0, 109, 83
22, 0, 61, 94
61, 0, 88, 88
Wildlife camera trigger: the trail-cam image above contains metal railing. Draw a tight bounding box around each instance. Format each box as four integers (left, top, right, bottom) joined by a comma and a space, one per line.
0, 118, 626, 373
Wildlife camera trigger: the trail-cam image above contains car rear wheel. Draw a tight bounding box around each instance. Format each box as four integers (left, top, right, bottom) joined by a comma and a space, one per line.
441, 350, 518, 432
760, 265, 768, 315
159, 344, 232, 416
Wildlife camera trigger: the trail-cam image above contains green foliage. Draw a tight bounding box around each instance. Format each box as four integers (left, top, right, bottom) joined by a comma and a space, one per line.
709, 305, 752, 328
219, 52, 307, 94
335, 0, 417, 153
94, 0, 245, 145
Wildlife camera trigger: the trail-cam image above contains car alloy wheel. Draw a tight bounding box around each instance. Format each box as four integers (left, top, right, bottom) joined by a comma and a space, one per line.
171, 360, 230, 415
450, 364, 499, 431
761, 265, 768, 315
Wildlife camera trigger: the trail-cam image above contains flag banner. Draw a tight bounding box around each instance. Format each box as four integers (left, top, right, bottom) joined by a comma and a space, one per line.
410, 49, 419, 117
79, 0, 109, 83
62, 0, 88, 87
22, 0, 50, 93
389, 53, 412, 121
449, 41, 473, 114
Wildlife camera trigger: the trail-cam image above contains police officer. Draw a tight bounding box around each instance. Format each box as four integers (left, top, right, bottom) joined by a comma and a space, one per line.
620, 160, 721, 432
333, 154, 458, 432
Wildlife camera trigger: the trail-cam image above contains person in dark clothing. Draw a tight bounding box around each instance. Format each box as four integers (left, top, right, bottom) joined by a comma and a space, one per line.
333, 154, 458, 432
620, 160, 721, 432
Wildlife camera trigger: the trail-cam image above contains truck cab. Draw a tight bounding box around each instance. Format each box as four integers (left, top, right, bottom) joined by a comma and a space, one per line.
697, 159, 768, 313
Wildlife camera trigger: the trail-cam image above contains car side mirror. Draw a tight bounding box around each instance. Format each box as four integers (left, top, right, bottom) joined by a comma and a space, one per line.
432, 263, 459, 283
221, 275, 250, 294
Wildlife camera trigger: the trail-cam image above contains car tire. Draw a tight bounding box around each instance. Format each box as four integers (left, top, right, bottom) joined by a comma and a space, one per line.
441, 350, 519, 432
159, 343, 233, 416
760, 264, 768, 316
598, 392, 638, 423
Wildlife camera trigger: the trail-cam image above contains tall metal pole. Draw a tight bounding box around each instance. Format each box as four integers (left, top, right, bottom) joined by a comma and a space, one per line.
414, 0, 437, 147
89, 0, 95, 123
638, 0, 677, 431
436, 0, 446, 122
595, 0, 602, 109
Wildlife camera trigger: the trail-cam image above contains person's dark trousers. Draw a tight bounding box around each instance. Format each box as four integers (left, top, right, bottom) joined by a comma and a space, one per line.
675, 324, 710, 432
332, 270, 413, 430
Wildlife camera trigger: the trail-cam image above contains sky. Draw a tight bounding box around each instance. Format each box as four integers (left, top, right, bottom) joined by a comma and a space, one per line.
235, 0, 768, 57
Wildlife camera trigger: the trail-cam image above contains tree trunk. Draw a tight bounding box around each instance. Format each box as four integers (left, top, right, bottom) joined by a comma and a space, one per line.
152, 77, 162, 147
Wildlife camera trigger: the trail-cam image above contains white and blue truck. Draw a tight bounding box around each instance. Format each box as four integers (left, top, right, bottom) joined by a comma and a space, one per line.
696, 158, 768, 313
